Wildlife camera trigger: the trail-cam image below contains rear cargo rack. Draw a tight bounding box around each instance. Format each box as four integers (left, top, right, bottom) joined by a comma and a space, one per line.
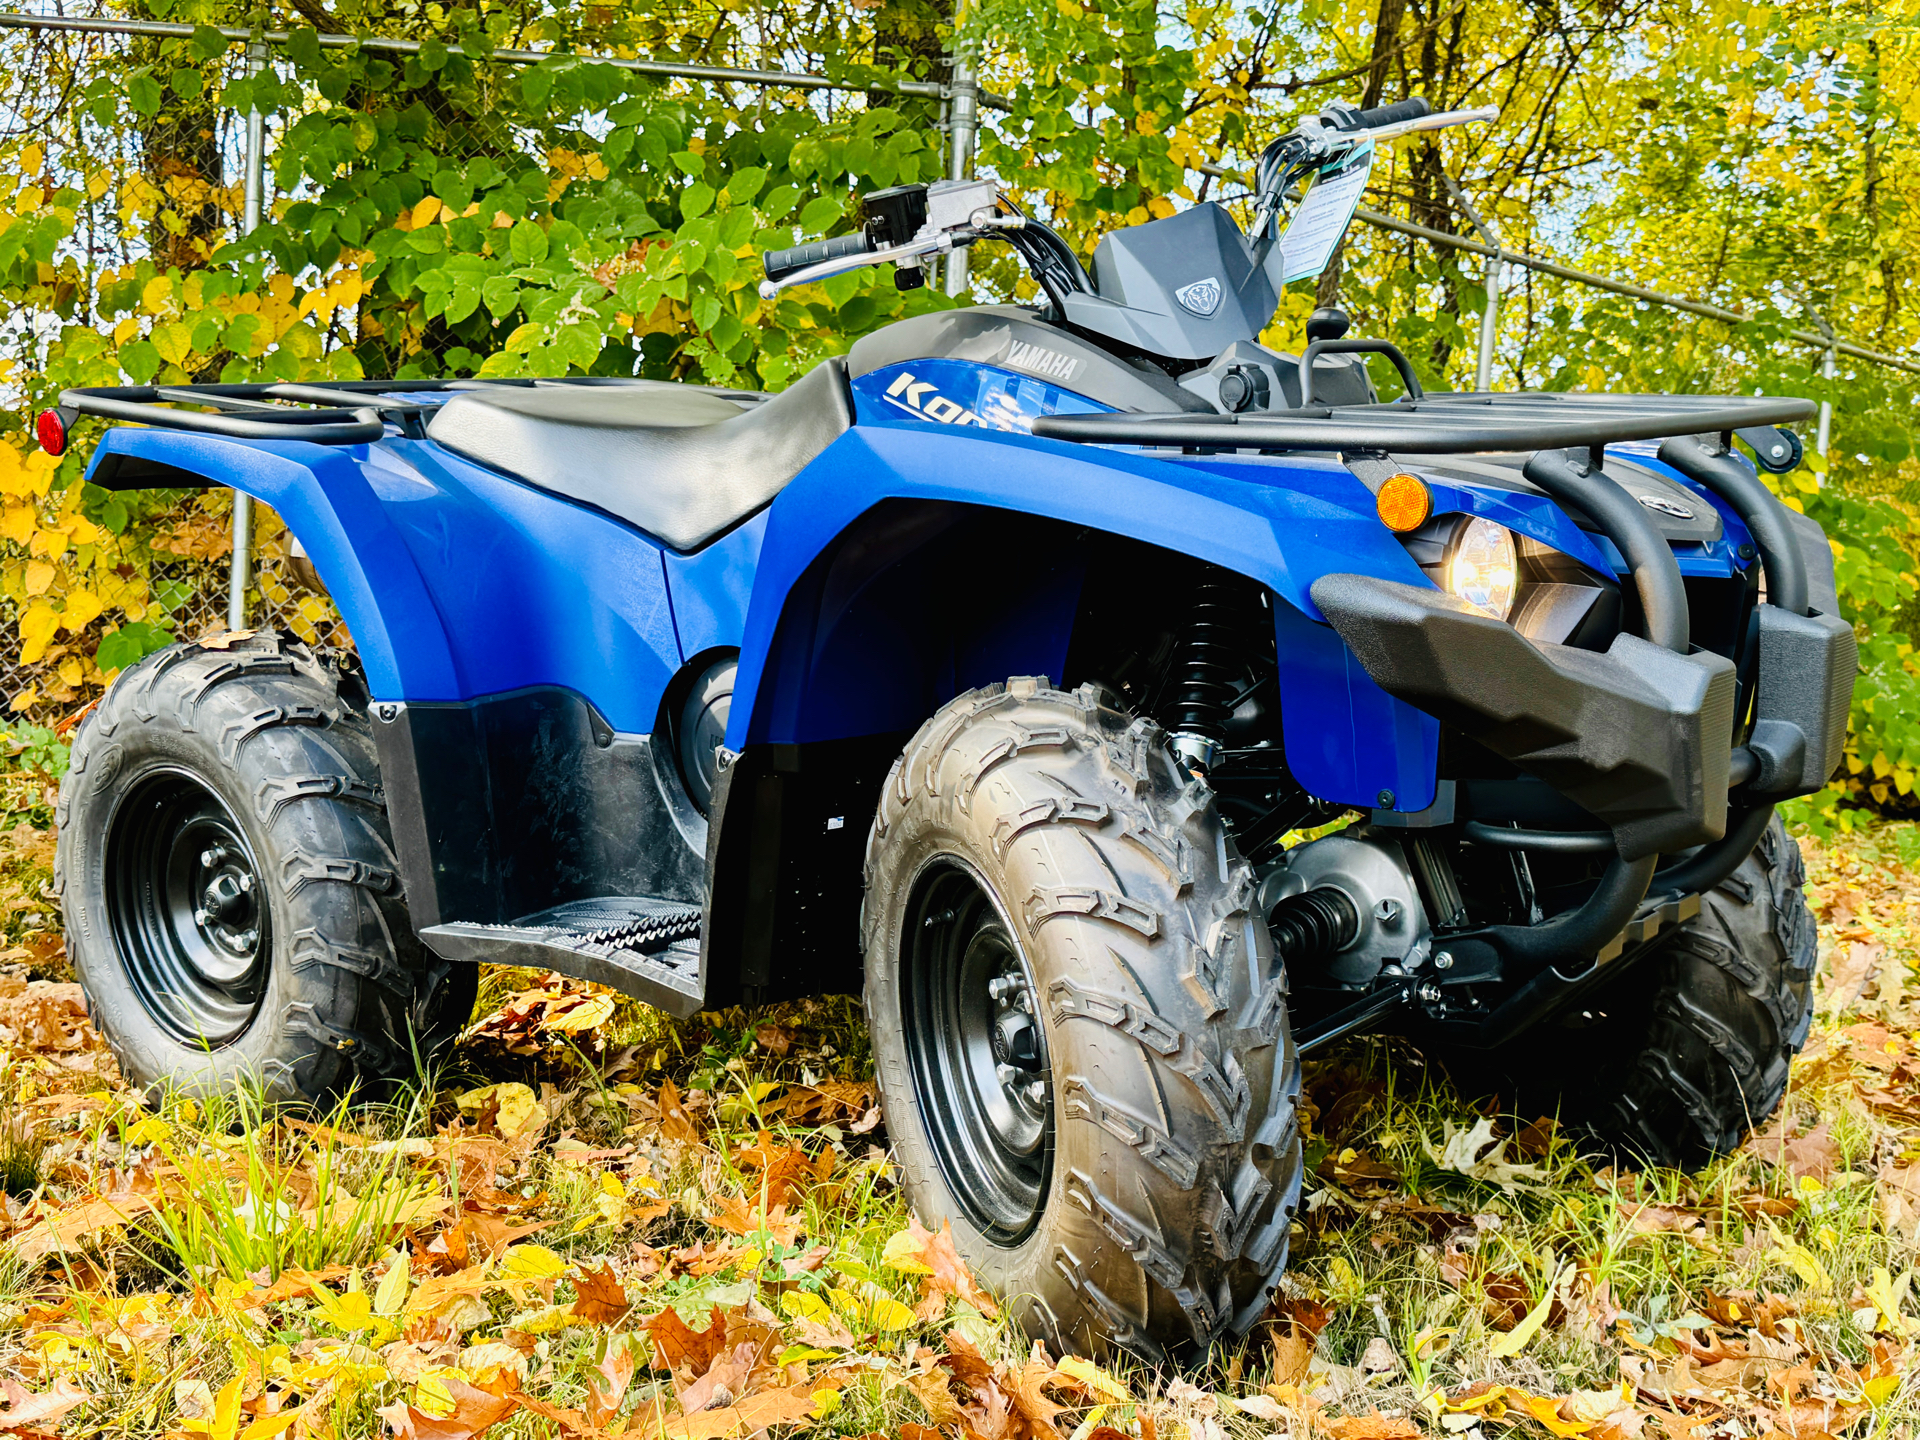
52, 377, 759, 446
1029, 391, 1816, 454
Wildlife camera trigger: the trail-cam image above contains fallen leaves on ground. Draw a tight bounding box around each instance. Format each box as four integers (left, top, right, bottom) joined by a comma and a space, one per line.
0, 817, 1912, 1439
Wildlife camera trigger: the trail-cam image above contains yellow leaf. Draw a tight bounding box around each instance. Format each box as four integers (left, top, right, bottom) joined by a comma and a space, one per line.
123, 1115, 169, 1146
1521, 1392, 1597, 1438
412, 196, 443, 228
1765, 1223, 1831, 1290
310, 1286, 392, 1337
373, 1253, 410, 1316
19, 601, 58, 663
152, 321, 193, 366
23, 559, 54, 596
62, 588, 103, 631
1, 505, 33, 543
780, 1290, 834, 1326
880, 1227, 934, 1274
411, 1366, 471, 1418
1487, 1263, 1571, 1358
811, 1388, 842, 1417
1864, 1373, 1899, 1405
211, 1377, 245, 1441
1864, 1267, 1915, 1335
455, 1081, 545, 1137
500, 1244, 570, 1281
545, 993, 616, 1032
22, 143, 43, 176
1053, 1355, 1132, 1404
141, 274, 175, 317
239, 1412, 298, 1440
502, 1304, 580, 1334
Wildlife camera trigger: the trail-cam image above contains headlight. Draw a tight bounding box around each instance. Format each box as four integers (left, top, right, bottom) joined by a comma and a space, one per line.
1445, 517, 1518, 620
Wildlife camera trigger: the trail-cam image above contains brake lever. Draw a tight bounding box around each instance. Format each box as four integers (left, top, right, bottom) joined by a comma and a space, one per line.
756, 212, 1025, 301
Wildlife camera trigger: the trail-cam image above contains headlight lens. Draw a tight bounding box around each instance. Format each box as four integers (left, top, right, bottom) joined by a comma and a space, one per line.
1445, 517, 1519, 620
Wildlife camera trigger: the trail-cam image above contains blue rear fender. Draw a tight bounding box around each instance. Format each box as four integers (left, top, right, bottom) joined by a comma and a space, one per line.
85, 426, 687, 727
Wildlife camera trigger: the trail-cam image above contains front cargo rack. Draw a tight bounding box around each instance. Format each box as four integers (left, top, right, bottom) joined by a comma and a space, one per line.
1029, 390, 1816, 453
46, 376, 760, 448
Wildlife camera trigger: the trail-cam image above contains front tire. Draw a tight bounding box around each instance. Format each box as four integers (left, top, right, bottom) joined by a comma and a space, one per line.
863, 678, 1304, 1361
55, 633, 475, 1104
1467, 816, 1817, 1169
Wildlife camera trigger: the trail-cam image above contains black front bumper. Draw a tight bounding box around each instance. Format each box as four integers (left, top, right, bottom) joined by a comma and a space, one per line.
1311, 574, 1734, 858
1310, 573, 1856, 860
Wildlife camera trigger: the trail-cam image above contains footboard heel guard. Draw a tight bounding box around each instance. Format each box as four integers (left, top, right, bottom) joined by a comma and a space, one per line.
422, 897, 705, 1017
1310, 575, 1735, 859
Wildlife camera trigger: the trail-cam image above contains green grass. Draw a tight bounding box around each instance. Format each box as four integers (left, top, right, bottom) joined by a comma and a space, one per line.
0, 814, 1912, 1439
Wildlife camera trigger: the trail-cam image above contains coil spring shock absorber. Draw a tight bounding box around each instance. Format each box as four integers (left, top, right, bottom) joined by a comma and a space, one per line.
1166, 575, 1245, 775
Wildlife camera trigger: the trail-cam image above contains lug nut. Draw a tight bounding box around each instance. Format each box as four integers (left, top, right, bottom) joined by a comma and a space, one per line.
193, 908, 209, 926
1025, 1079, 1048, 1104
996, 1063, 1022, 1089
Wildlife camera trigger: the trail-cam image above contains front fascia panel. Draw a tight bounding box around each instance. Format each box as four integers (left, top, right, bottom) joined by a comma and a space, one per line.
726, 419, 1443, 811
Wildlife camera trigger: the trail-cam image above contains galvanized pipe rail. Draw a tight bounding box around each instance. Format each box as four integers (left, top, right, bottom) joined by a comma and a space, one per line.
0, 11, 955, 100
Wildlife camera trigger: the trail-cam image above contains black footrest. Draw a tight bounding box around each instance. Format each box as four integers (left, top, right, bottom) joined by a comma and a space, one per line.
421, 897, 705, 1017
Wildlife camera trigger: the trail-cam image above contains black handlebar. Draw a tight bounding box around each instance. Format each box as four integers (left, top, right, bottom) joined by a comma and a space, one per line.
762, 231, 872, 282
1350, 97, 1432, 130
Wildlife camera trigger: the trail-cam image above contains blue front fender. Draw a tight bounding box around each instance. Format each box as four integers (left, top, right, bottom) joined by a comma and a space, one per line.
726, 418, 1445, 812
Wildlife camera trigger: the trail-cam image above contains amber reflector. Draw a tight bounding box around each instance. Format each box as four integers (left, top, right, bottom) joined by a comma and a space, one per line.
1376, 473, 1432, 532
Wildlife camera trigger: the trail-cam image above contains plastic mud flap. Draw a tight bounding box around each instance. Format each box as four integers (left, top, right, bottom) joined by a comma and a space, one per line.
1310, 574, 1735, 860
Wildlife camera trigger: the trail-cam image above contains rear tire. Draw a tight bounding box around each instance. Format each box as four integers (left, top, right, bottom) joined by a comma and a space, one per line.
1467, 816, 1816, 1169
862, 678, 1304, 1361
55, 633, 474, 1104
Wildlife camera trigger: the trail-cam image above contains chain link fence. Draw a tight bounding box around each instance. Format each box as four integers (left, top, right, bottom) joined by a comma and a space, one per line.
0, 498, 349, 722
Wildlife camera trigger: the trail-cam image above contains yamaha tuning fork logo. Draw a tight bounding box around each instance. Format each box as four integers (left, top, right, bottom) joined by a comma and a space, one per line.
1174, 276, 1223, 317
1637, 493, 1696, 519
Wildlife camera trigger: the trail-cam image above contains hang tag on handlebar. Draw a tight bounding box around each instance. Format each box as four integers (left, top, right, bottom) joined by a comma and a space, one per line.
1278, 143, 1373, 283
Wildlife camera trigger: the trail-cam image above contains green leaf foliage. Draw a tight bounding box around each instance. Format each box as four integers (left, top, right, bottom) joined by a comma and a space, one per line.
0, 0, 1909, 811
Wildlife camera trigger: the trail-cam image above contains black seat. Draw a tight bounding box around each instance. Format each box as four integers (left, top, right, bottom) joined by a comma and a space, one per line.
425, 359, 854, 551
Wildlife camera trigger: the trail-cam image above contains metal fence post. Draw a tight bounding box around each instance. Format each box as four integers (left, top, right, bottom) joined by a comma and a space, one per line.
227, 41, 265, 632
1815, 343, 1835, 473
1443, 174, 1502, 391
944, 45, 978, 297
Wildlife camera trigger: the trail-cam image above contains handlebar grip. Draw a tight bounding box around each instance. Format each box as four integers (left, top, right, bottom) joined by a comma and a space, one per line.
1354, 97, 1432, 129
762, 232, 872, 282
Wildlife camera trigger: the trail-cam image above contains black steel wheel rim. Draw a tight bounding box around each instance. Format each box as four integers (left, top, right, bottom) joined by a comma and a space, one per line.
901, 857, 1053, 1243
105, 767, 271, 1047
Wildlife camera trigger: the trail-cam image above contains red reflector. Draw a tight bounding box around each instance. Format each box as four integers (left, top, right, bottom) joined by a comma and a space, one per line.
35, 408, 67, 456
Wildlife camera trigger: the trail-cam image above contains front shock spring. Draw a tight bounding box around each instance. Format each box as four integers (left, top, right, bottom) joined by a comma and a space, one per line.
1166, 576, 1244, 774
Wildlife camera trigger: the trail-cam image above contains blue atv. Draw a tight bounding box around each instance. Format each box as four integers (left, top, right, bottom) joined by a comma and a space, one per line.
44, 96, 1850, 1359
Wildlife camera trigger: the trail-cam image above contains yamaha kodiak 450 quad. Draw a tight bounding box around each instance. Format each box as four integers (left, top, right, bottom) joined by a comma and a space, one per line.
44, 96, 1851, 1360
